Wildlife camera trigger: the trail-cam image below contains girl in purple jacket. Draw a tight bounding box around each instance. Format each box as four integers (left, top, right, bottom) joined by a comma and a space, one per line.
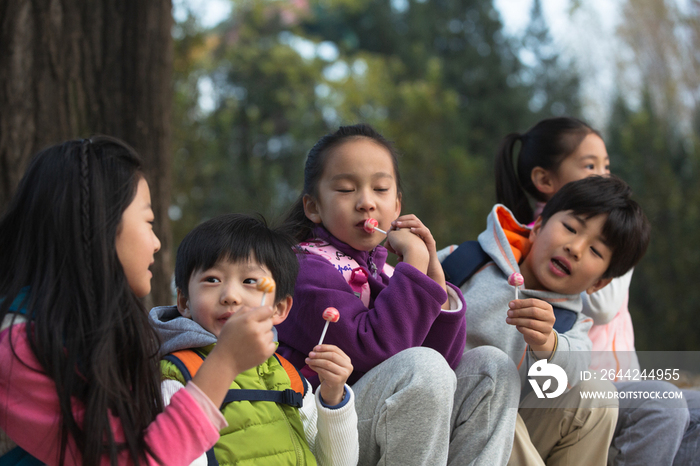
277, 124, 520, 466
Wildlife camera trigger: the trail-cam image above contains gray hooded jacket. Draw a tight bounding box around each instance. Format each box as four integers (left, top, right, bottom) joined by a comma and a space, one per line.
460, 205, 592, 390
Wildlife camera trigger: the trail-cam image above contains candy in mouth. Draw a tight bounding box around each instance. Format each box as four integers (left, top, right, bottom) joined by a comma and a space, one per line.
363, 218, 387, 235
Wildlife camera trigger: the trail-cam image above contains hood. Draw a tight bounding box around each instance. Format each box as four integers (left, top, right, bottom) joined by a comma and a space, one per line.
478, 205, 531, 275
149, 305, 217, 356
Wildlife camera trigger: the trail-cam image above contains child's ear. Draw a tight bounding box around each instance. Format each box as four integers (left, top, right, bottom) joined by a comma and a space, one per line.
303, 195, 322, 224
176, 289, 192, 318
531, 167, 557, 199
586, 277, 613, 295
272, 296, 293, 325
529, 216, 543, 241
394, 191, 402, 217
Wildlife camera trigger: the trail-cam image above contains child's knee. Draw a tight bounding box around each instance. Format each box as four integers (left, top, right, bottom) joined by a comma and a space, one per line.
458, 346, 520, 392
390, 347, 457, 395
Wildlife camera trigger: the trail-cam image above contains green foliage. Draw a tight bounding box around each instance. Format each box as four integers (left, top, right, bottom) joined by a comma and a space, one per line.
607, 92, 700, 350
171, 0, 582, 281
171, 2, 330, 245
521, 0, 581, 120
305, 0, 534, 153
293, 0, 580, 247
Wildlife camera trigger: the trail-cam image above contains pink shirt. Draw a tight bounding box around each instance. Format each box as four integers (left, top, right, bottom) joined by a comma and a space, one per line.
0, 323, 224, 465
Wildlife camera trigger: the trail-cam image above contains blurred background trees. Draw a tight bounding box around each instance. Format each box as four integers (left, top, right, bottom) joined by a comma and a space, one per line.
171, 0, 580, 248
606, 0, 700, 351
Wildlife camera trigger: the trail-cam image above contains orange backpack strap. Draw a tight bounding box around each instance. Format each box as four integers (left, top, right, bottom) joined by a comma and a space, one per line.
275, 352, 307, 396
165, 350, 307, 408
164, 349, 206, 382
162, 350, 218, 466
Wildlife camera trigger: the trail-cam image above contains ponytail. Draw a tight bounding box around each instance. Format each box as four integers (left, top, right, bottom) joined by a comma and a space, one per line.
280, 196, 317, 243
495, 133, 534, 224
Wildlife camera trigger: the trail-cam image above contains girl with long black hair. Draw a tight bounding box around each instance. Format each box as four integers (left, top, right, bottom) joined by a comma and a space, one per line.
0, 137, 278, 465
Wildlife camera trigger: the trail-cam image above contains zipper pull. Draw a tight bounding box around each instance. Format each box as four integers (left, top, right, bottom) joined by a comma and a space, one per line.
368, 252, 378, 277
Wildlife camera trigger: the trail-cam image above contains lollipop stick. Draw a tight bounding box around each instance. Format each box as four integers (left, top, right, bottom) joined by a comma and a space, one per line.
364, 218, 387, 235
318, 321, 330, 346
515, 287, 518, 300
261, 293, 267, 306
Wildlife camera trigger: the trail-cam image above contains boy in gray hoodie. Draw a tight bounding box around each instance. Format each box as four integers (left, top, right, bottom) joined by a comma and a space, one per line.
443, 175, 652, 465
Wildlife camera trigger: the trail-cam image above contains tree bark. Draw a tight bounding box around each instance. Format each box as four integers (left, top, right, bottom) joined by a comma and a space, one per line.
0, 0, 174, 306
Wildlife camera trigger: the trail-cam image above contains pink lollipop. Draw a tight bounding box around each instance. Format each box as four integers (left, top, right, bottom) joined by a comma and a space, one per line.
322, 307, 340, 323
318, 307, 340, 345
363, 218, 387, 235
508, 272, 524, 300
257, 277, 276, 306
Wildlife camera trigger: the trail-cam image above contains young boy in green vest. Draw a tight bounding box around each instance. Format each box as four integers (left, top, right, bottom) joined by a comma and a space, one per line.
150, 214, 358, 465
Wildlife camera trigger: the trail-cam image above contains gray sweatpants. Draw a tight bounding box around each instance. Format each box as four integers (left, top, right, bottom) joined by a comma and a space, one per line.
611, 380, 689, 466
351, 346, 520, 466
674, 389, 700, 466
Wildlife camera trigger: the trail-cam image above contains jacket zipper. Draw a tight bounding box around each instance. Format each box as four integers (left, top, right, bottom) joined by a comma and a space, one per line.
279, 403, 304, 465
368, 250, 378, 278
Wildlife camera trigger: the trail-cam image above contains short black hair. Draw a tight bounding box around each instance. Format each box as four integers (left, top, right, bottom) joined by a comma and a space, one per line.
175, 214, 299, 302
540, 175, 650, 279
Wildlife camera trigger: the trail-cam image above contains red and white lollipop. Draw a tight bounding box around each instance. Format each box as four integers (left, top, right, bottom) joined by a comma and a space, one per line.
363, 218, 387, 235
508, 272, 524, 300
318, 307, 340, 345
256, 277, 276, 306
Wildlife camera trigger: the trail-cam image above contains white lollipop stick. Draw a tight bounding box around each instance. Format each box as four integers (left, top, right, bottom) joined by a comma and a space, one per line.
508, 273, 524, 301
364, 218, 387, 235
318, 321, 331, 346
318, 307, 340, 345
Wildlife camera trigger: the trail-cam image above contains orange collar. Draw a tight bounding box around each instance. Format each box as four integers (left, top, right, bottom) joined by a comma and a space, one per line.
496, 206, 532, 264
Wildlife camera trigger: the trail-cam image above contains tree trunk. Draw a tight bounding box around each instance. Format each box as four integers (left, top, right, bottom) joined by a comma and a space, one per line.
0, 0, 174, 306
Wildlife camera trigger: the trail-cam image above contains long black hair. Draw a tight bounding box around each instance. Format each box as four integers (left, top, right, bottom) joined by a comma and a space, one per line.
0, 136, 163, 465
495, 117, 601, 224
281, 123, 403, 242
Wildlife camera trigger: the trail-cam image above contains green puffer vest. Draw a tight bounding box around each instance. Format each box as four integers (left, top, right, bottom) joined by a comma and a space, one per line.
161, 345, 317, 466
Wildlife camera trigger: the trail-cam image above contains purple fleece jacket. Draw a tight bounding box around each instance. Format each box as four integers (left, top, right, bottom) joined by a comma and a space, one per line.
276, 227, 467, 387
